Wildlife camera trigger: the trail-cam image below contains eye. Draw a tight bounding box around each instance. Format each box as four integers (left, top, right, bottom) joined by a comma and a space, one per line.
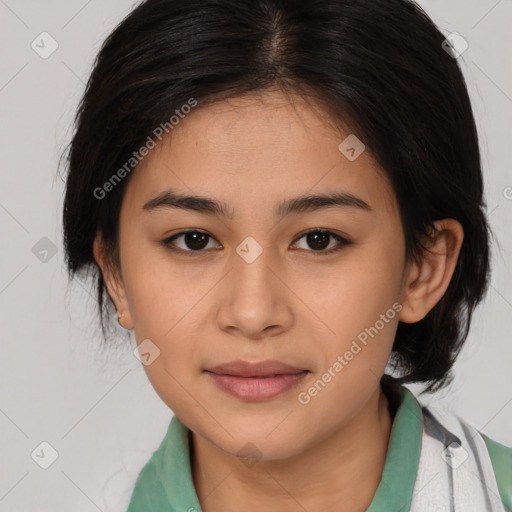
291, 229, 351, 254
161, 228, 351, 257
162, 230, 220, 255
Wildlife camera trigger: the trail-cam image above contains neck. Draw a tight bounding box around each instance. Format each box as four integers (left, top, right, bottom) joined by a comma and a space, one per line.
190, 383, 396, 512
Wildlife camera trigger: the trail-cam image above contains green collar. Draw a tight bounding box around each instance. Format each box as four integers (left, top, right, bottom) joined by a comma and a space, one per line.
366, 385, 422, 511
128, 385, 423, 511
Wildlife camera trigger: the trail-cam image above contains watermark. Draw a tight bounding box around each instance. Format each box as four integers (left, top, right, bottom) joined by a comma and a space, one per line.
236, 236, 263, 264
133, 338, 161, 366
503, 186, 512, 200
31, 31, 59, 59
31, 236, 58, 263
338, 134, 365, 161
31, 441, 59, 469
297, 301, 402, 405
441, 32, 468, 59
236, 441, 263, 468
441, 441, 468, 469
93, 98, 198, 200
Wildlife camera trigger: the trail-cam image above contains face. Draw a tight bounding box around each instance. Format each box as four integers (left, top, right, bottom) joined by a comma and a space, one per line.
98, 89, 413, 460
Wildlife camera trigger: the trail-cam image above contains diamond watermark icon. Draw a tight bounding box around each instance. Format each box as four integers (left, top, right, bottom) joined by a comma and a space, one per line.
31, 441, 59, 469
236, 442, 262, 468
32, 236, 58, 263
31, 32, 59, 59
236, 236, 263, 264
441, 441, 468, 469
441, 32, 468, 59
338, 134, 365, 161
134, 338, 161, 366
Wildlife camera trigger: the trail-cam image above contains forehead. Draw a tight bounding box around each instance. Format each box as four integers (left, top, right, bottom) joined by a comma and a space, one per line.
122, 90, 399, 220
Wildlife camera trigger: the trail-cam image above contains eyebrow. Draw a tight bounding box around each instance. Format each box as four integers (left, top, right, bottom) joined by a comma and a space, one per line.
141, 189, 372, 219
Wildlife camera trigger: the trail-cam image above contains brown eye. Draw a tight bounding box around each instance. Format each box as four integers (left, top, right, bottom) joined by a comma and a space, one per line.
292, 230, 351, 254
162, 228, 351, 257
162, 230, 220, 254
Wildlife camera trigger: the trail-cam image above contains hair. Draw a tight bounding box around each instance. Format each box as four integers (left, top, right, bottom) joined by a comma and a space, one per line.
61, 0, 492, 394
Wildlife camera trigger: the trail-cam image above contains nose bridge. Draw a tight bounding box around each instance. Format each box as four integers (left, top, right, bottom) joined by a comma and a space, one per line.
216, 233, 288, 335
231, 234, 277, 292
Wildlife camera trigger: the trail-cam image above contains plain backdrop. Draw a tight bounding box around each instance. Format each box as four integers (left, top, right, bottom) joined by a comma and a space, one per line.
0, 1, 511, 511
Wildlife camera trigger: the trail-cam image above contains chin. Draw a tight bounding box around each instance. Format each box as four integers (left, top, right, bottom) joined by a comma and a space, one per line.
203, 421, 310, 462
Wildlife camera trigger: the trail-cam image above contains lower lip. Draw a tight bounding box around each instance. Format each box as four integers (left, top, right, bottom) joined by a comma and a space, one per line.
205, 371, 309, 400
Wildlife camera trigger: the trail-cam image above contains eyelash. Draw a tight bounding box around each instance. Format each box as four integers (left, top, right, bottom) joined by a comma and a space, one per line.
161, 229, 352, 257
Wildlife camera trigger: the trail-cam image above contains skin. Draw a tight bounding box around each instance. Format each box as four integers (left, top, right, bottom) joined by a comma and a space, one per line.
93, 88, 464, 511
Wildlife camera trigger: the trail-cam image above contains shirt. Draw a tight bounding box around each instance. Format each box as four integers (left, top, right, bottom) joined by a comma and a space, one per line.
126, 385, 512, 511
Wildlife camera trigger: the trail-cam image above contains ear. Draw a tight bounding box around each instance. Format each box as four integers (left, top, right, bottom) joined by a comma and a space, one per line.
399, 219, 464, 324
92, 232, 133, 329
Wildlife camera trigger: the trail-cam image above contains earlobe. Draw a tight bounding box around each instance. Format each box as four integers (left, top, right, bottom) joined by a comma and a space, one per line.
92, 232, 134, 329
399, 219, 464, 324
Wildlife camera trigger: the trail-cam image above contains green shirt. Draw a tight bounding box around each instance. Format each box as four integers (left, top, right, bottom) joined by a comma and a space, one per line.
127, 385, 512, 511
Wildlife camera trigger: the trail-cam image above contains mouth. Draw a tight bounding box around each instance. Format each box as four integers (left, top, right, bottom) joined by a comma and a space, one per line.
204, 360, 309, 400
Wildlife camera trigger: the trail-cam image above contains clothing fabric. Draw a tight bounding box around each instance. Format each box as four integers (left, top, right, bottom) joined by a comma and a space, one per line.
126, 385, 512, 511
407, 401, 508, 511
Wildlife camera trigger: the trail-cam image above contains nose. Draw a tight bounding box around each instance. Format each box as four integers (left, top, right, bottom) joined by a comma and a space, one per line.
215, 240, 294, 340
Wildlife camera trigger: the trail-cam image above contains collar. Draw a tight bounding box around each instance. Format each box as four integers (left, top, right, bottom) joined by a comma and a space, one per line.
149, 384, 423, 511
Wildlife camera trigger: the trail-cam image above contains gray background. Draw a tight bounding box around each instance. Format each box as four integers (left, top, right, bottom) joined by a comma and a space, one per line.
0, 1, 511, 511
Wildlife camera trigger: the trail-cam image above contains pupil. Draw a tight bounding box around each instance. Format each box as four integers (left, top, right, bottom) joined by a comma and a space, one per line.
308, 232, 329, 250
185, 232, 208, 250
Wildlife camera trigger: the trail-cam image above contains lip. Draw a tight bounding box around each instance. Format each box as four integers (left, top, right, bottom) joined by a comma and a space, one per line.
206, 359, 307, 377
204, 360, 309, 401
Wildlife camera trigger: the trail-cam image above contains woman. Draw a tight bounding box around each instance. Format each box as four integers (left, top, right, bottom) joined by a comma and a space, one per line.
61, 0, 512, 510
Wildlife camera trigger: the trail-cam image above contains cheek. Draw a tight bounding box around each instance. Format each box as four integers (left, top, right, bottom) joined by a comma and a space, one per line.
121, 242, 209, 376
312, 246, 402, 329
121, 237, 200, 334
295, 264, 400, 426
124, 256, 204, 413
305, 239, 403, 372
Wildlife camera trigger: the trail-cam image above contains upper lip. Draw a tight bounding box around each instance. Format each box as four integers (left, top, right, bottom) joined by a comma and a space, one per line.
205, 360, 307, 377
